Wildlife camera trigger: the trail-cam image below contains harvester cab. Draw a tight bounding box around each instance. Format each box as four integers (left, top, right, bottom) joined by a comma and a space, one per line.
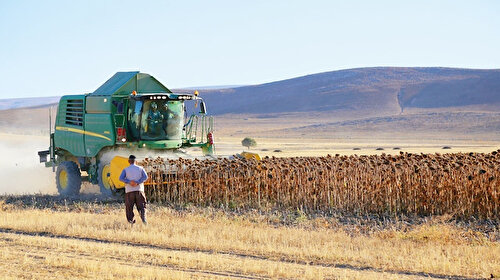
37, 72, 215, 196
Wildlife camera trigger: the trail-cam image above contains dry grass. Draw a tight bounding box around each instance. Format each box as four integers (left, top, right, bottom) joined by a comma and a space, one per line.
0, 202, 498, 279
0, 231, 427, 280
1, 111, 500, 279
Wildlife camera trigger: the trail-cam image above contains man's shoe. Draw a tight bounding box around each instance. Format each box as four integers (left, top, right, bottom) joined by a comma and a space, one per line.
128, 219, 136, 225
142, 220, 148, 225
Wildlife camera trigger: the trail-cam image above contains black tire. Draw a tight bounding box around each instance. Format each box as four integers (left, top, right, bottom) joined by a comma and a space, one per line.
113, 187, 125, 198
56, 161, 81, 196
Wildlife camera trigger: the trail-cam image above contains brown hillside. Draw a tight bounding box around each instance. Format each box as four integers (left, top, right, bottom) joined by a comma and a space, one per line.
199, 67, 500, 115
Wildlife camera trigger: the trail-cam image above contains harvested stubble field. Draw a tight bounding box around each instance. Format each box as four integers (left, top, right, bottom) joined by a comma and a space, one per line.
143, 151, 500, 220
0, 195, 498, 279
0, 132, 499, 279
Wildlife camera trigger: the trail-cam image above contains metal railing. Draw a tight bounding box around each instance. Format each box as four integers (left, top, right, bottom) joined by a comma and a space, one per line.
185, 115, 214, 144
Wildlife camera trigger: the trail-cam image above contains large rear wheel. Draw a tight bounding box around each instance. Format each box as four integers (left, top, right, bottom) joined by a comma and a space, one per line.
56, 161, 81, 196
98, 161, 113, 195
98, 161, 124, 197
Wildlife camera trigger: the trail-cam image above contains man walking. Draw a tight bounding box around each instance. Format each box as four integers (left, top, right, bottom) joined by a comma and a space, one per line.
119, 155, 149, 225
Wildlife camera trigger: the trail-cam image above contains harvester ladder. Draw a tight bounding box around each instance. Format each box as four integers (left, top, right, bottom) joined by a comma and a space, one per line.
185, 115, 214, 144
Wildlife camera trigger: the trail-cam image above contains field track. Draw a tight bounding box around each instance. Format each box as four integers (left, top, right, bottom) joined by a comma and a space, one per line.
0, 227, 481, 280
0, 231, 265, 279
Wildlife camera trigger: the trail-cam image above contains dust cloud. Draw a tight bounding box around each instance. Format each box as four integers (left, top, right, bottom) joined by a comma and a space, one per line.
0, 133, 56, 194
0, 128, 237, 196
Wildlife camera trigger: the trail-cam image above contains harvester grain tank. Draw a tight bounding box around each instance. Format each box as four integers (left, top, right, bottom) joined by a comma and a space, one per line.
38, 72, 214, 195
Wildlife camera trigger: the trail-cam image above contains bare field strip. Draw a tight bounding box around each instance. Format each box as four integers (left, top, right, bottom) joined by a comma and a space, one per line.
0, 228, 488, 280
0, 231, 434, 280
0, 204, 497, 279
214, 136, 500, 158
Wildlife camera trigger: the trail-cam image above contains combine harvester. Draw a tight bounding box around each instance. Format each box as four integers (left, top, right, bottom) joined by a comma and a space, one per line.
35, 72, 499, 218
37, 72, 261, 196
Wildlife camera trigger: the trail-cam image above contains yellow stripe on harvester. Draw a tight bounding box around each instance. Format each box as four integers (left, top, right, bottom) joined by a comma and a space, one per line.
55, 126, 111, 141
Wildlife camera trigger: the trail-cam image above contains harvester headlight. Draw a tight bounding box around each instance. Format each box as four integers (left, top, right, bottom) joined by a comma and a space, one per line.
121, 137, 126, 142
142, 143, 146, 147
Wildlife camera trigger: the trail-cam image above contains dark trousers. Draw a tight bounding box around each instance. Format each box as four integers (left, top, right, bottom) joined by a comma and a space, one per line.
125, 191, 147, 223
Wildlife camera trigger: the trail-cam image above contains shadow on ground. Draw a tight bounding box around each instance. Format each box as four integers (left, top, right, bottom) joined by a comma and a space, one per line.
0, 194, 123, 210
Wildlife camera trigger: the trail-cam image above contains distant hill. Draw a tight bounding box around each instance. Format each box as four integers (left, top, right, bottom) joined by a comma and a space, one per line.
2, 67, 500, 140
2, 68, 499, 115
272, 111, 500, 140
178, 85, 247, 90
1, 66, 500, 140
0, 96, 60, 110
198, 67, 500, 115
0, 105, 56, 135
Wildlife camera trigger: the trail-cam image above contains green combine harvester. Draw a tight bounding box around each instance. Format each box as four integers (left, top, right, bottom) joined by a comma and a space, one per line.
38, 71, 214, 195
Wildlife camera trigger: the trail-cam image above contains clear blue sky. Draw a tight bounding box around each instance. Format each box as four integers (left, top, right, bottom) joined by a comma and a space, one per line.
1, 0, 499, 98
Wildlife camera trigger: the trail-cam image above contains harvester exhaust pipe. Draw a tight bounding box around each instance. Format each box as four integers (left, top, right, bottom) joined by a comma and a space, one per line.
49, 107, 55, 172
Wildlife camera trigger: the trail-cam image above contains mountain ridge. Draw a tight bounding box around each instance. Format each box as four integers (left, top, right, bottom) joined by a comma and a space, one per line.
1, 67, 499, 115
196, 67, 500, 115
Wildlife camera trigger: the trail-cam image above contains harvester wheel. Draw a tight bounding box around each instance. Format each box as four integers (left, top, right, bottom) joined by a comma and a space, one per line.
98, 161, 114, 195
56, 161, 81, 196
